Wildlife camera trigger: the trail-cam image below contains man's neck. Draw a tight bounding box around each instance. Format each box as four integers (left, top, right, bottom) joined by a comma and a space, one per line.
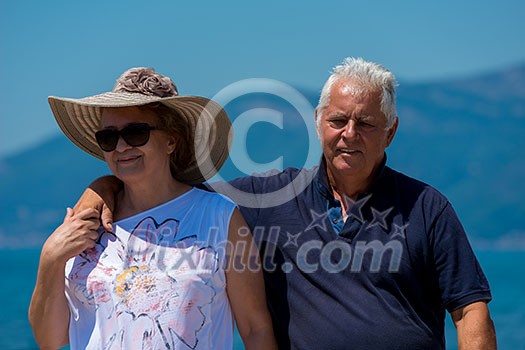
326, 163, 383, 216
328, 172, 370, 213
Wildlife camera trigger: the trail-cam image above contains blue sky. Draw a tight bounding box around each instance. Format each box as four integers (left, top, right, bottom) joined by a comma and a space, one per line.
1, 0, 524, 157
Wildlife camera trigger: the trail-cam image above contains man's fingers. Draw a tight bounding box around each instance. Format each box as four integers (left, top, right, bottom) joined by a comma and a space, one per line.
75, 208, 101, 220
65, 207, 74, 219
101, 203, 114, 233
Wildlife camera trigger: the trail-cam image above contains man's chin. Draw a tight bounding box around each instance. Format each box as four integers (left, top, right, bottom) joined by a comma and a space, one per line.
332, 162, 363, 176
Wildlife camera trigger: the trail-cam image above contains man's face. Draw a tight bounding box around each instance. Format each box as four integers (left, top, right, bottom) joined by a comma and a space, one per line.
316, 79, 397, 183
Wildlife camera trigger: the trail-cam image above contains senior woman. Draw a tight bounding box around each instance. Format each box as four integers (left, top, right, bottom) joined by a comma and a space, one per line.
29, 68, 277, 350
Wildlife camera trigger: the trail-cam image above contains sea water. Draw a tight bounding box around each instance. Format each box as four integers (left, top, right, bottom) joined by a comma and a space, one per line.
1, 249, 523, 349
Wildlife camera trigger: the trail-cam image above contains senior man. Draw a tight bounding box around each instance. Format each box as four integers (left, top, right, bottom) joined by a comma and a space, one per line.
74, 57, 496, 349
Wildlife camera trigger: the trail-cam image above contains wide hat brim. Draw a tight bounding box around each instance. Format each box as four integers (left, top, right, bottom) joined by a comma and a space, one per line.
48, 91, 232, 184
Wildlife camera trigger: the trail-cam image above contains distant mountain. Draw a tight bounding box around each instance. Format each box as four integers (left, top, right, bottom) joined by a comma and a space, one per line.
0, 137, 109, 247
390, 63, 525, 243
1, 64, 524, 248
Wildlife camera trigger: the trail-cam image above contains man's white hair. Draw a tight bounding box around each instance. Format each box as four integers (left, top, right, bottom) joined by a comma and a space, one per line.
317, 57, 398, 129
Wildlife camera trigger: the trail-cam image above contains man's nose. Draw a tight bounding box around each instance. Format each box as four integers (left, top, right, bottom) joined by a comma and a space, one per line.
342, 120, 358, 139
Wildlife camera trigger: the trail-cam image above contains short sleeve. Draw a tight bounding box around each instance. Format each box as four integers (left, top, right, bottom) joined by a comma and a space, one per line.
430, 202, 492, 312
212, 176, 262, 230
199, 178, 261, 230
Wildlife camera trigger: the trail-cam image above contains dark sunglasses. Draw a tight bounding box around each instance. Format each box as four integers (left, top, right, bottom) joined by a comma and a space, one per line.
95, 123, 159, 152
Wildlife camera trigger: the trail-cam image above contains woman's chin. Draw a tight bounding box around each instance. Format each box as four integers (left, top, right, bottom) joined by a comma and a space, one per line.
113, 168, 147, 184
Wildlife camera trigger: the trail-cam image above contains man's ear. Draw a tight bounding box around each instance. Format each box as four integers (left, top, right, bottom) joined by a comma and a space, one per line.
385, 117, 398, 147
314, 108, 321, 139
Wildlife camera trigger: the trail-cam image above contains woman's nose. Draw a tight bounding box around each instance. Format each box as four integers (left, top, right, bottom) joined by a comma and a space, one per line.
114, 135, 132, 152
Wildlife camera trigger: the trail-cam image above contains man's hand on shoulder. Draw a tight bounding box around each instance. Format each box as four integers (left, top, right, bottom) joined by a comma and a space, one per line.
74, 175, 122, 232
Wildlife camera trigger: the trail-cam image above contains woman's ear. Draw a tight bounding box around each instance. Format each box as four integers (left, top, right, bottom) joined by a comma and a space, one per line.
166, 135, 177, 154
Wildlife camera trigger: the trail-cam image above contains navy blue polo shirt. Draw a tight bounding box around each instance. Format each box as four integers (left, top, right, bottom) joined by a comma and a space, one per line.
212, 156, 491, 350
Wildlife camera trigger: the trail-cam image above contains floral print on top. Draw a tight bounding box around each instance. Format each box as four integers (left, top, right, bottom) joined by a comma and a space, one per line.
65, 188, 236, 350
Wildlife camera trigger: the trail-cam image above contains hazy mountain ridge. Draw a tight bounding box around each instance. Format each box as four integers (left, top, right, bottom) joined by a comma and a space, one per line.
391, 65, 525, 242
1, 64, 524, 248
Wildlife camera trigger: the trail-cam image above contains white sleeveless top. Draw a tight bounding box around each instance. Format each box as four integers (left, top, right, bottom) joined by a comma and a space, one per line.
64, 188, 237, 350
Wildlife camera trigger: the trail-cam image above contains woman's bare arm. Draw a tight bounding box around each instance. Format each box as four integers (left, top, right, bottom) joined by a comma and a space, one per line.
29, 208, 100, 349
225, 208, 277, 350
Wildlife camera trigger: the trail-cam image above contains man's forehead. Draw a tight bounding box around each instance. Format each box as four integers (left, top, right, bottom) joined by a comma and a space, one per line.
333, 79, 379, 98
340, 83, 366, 96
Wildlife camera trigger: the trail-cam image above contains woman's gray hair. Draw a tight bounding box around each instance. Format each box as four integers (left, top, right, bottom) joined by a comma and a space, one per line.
317, 57, 398, 129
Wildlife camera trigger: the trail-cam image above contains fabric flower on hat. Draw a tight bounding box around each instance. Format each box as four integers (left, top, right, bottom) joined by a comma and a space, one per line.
113, 67, 179, 97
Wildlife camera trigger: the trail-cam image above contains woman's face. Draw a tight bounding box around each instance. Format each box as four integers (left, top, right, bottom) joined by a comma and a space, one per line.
99, 106, 175, 184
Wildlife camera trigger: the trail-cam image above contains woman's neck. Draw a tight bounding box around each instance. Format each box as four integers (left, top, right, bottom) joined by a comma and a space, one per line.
114, 176, 191, 221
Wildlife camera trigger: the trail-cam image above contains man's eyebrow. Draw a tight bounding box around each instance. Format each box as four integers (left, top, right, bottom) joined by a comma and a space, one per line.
326, 112, 347, 118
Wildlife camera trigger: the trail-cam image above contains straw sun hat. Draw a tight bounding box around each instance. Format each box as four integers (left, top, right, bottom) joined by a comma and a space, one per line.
48, 67, 232, 184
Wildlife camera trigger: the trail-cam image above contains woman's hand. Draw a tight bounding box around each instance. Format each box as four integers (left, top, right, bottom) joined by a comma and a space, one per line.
42, 207, 101, 265
29, 207, 101, 349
